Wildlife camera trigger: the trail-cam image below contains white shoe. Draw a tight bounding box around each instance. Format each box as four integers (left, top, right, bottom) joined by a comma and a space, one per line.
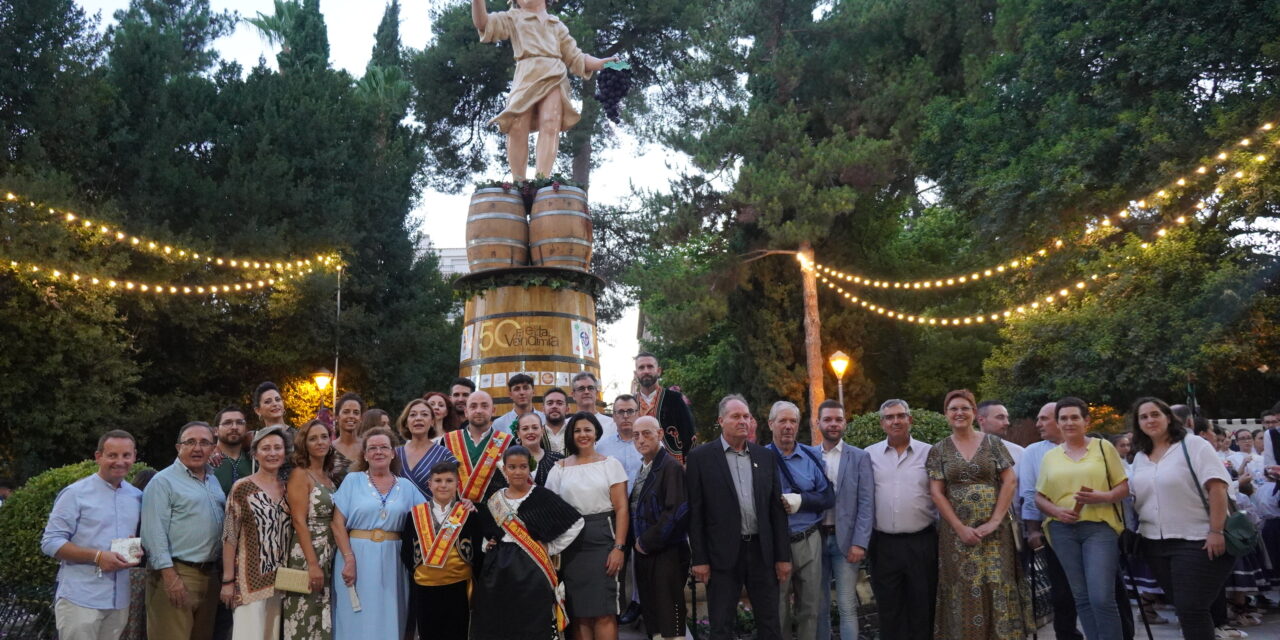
1215, 626, 1249, 638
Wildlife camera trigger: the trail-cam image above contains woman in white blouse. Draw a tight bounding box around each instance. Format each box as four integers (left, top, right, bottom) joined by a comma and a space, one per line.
1128, 397, 1234, 640
545, 411, 629, 640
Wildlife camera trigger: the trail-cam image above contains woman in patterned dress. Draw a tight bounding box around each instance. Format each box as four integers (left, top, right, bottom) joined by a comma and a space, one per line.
220, 426, 294, 640
926, 389, 1033, 640
331, 393, 364, 485
282, 420, 337, 640
396, 398, 456, 497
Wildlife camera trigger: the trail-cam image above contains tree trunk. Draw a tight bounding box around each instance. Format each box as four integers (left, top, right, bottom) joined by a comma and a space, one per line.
799, 241, 825, 443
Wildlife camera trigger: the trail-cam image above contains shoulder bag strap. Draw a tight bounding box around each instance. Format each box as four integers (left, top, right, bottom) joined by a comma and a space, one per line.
1098, 439, 1125, 526
1180, 439, 1213, 516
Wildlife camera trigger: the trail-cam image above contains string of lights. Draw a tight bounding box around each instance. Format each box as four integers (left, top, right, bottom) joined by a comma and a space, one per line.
3, 256, 336, 296
809, 120, 1275, 290
3, 192, 343, 273
813, 271, 1107, 327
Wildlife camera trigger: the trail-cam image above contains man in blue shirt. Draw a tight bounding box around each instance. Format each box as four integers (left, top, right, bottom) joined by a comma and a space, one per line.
492, 373, 546, 433
42, 430, 143, 640
595, 394, 645, 622
141, 421, 227, 640
766, 400, 834, 640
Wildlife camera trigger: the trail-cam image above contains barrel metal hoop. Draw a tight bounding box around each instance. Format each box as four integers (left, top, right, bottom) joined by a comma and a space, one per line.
459, 354, 600, 367
467, 212, 529, 222
534, 255, 589, 264
530, 210, 591, 220
472, 188, 521, 195
470, 196, 526, 206
466, 310, 596, 325
530, 237, 593, 248
467, 238, 529, 248
468, 258, 525, 266
533, 191, 588, 203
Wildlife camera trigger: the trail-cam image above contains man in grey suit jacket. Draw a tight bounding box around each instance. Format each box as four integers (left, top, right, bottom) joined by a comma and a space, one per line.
815, 399, 875, 640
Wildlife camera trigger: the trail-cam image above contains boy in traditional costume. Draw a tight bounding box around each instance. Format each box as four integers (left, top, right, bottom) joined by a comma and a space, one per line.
471, 446, 583, 640
401, 461, 481, 640
471, 0, 617, 180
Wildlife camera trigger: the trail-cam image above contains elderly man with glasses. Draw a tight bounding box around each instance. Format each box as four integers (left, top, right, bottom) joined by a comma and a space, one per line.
141, 421, 228, 640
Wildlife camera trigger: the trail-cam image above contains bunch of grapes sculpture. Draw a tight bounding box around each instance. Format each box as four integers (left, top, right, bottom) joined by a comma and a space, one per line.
594, 62, 633, 124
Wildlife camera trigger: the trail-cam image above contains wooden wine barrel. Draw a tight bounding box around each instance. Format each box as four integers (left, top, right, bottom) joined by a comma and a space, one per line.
466, 188, 528, 272
458, 283, 600, 409
529, 185, 593, 271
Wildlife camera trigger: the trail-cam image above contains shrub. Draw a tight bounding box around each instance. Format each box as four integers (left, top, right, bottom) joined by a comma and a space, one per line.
0, 460, 153, 587
844, 408, 952, 448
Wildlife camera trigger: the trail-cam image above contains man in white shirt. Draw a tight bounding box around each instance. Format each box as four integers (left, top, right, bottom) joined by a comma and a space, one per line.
492, 373, 546, 433
542, 387, 570, 455
1261, 409, 1280, 476
977, 400, 1024, 465
571, 372, 616, 440
866, 399, 936, 640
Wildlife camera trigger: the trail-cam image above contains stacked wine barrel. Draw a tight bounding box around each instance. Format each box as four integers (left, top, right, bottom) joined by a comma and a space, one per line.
465, 185, 593, 273
458, 183, 601, 412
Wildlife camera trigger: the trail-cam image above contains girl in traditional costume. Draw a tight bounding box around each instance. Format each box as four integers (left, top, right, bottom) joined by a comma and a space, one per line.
471, 446, 583, 640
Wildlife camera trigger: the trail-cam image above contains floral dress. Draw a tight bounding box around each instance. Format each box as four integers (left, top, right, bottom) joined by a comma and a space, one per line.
282, 477, 336, 640
926, 433, 1034, 640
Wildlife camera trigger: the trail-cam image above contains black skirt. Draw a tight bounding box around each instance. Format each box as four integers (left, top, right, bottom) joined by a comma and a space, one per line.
561, 512, 620, 618
470, 542, 558, 640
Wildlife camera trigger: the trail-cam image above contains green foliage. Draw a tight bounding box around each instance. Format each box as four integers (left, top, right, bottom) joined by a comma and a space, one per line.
844, 409, 951, 449
0, 461, 153, 587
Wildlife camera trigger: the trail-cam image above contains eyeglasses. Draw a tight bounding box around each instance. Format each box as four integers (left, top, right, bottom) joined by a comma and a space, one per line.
218, 419, 247, 427
615, 409, 638, 417
179, 440, 216, 449
366, 445, 394, 452
574, 385, 597, 393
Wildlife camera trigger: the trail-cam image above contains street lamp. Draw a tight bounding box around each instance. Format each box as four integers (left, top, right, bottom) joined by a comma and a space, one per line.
312, 368, 334, 392
828, 350, 851, 407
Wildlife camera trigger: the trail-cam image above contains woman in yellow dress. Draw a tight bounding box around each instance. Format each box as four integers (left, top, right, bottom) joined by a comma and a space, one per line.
471, 0, 617, 180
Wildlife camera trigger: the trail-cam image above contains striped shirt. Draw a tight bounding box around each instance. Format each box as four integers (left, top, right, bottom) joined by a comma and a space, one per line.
396, 444, 458, 498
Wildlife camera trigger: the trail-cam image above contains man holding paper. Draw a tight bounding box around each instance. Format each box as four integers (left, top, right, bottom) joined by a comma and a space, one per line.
765, 401, 835, 640
41, 430, 144, 640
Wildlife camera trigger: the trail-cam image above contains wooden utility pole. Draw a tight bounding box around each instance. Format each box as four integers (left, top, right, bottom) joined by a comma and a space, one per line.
797, 242, 825, 444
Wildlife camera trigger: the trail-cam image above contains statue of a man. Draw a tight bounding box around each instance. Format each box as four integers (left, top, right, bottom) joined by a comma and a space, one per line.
472, 0, 616, 181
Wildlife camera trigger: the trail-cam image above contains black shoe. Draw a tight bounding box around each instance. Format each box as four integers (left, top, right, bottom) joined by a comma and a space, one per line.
618, 601, 641, 625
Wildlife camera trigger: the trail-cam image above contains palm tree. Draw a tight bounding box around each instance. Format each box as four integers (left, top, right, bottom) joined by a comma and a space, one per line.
245, 0, 300, 55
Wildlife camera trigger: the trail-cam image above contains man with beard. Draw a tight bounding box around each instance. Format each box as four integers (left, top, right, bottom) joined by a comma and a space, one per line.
450, 377, 476, 429
633, 352, 695, 463
441, 391, 513, 502
211, 407, 250, 497
542, 387, 570, 455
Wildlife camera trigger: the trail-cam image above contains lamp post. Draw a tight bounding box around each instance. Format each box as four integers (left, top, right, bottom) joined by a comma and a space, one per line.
828, 350, 851, 407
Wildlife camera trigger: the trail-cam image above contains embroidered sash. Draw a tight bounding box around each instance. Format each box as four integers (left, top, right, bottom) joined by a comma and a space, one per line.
444, 429, 512, 501
500, 511, 567, 631
411, 501, 471, 568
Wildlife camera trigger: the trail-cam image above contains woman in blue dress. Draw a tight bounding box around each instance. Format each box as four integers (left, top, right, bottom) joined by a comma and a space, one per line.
331, 427, 427, 639
395, 398, 456, 497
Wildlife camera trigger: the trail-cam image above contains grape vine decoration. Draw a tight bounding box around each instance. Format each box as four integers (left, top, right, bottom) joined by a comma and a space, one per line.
594, 60, 632, 124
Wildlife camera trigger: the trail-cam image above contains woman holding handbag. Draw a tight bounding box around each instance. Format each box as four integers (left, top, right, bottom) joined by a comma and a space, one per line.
1129, 397, 1235, 640
1034, 397, 1129, 640
281, 420, 337, 640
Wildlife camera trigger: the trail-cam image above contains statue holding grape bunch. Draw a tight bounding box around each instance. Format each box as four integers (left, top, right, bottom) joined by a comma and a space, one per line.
471, 0, 621, 181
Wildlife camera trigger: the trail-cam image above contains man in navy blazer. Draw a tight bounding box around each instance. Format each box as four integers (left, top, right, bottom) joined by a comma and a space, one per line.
688, 394, 791, 640
815, 399, 875, 640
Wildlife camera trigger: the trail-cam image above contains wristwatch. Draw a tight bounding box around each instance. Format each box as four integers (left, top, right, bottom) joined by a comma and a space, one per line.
612, 544, 626, 551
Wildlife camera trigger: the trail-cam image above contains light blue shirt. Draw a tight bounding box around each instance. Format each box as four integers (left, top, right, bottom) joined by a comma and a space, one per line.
596, 431, 643, 492
141, 459, 226, 570
1019, 439, 1058, 521
41, 473, 142, 610
494, 408, 545, 434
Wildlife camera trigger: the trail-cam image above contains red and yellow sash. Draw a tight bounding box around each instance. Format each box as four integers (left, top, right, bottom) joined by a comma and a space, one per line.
500, 512, 567, 631
411, 501, 471, 568
444, 429, 513, 502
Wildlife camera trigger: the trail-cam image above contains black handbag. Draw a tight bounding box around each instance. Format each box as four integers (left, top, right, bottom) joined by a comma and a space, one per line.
1181, 440, 1260, 557
1099, 438, 1141, 555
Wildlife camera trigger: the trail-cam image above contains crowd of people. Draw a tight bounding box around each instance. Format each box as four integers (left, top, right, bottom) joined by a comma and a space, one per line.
35, 351, 1280, 640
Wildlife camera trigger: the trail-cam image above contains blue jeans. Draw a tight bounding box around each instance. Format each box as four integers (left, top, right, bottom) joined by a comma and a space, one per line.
816, 531, 860, 640
1048, 520, 1122, 640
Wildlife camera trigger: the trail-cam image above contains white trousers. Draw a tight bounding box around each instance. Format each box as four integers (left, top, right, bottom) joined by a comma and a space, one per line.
54, 598, 128, 640
230, 593, 283, 640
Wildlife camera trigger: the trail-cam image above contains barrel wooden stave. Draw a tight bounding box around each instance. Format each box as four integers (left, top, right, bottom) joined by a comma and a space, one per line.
529, 185, 593, 271
466, 188, 528, 272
